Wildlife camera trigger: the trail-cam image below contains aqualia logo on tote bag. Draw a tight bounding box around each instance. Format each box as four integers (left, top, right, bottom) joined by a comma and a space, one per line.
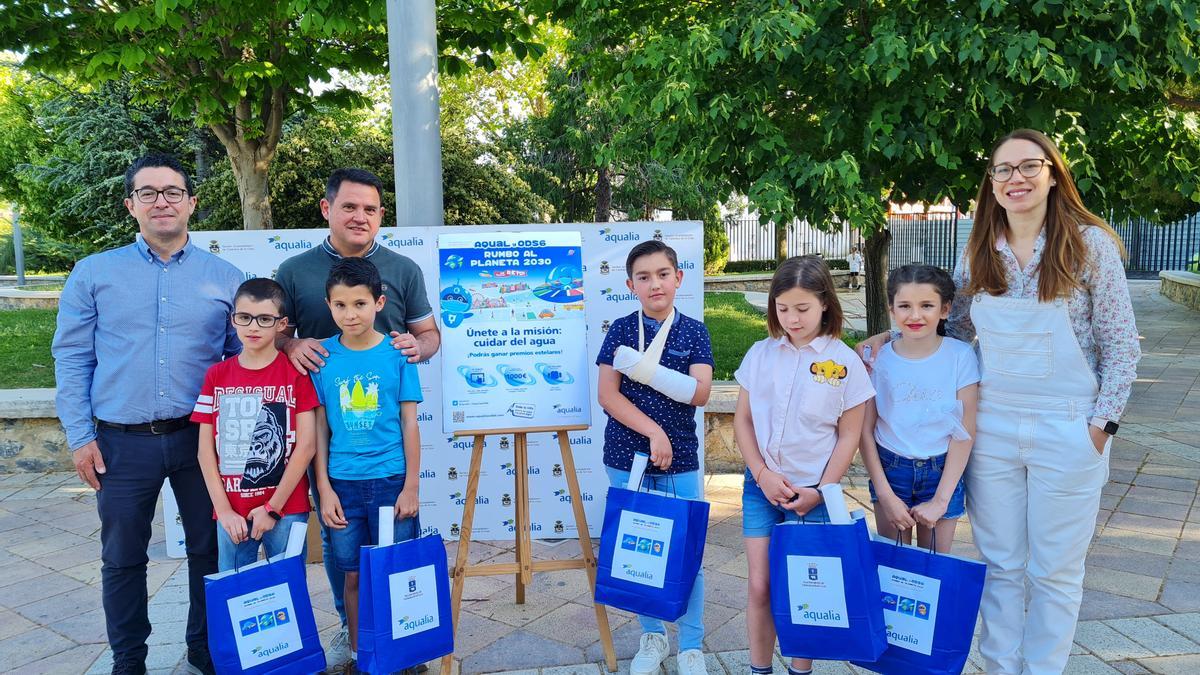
878, 566, 941, 655
227, 582, 303, 669
387, 563, 442, 640
786, 555, 849, 628
610, 510, 674, 588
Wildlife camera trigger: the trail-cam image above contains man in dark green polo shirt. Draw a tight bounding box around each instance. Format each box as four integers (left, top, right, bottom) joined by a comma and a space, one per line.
274, 167, 439, 670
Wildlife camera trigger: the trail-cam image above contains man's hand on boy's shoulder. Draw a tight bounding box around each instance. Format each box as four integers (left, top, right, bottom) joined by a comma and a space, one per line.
389, 331, 422, 363
284, 336, 328, 374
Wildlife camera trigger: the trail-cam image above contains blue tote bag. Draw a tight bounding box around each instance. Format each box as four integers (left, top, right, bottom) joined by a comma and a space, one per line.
595, 483, 710, 621
205, 530, 326, 675
851, 536, 986, 675
357, 511, 453, 674
769, 518, 887, 662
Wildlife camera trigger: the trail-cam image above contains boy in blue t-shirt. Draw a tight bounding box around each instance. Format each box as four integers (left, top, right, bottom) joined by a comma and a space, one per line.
596, 240, 714, 675
310, 257, 422, 664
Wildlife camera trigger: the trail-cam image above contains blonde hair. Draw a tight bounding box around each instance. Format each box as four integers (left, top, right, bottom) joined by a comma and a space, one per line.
766, 256, 844, 339
966, 129, 1126, 301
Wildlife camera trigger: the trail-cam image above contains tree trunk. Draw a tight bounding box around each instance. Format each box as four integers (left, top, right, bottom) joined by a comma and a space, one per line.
227, 147, 273, 230
594, 166, 611, 222
775, 219, 788, 262
863, 226, 892, 336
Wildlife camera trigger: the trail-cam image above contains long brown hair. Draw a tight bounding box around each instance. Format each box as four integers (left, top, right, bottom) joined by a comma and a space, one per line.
766, 255, 844, 339
965, 129, 1126, 301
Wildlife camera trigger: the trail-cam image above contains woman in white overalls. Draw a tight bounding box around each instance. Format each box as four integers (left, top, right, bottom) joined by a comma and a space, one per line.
860, 129, 1141, 674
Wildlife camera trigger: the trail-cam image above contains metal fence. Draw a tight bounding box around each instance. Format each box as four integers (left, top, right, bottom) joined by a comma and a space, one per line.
725, 212, 1200, 275
724, 218, 864, 262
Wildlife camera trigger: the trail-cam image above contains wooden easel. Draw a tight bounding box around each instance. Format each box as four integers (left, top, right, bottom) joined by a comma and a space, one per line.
440, 424, 617, 673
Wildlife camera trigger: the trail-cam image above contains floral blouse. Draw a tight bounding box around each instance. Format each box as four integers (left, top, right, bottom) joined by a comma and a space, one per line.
948, 225, 1141, 421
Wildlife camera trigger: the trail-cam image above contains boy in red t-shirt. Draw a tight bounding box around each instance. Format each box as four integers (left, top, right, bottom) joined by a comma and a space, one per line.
192, 277, 319, 570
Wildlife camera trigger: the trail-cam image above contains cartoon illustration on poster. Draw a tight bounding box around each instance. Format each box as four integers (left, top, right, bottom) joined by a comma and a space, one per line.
438, 231, 591, 432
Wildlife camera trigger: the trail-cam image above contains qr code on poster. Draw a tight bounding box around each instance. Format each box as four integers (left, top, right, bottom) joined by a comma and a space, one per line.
453, 411, 464, 423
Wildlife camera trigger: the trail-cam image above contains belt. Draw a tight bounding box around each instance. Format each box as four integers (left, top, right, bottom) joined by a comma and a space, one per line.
96, 415, 194, 434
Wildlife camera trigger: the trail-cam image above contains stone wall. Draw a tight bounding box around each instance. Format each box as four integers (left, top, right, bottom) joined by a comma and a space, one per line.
0, 389, 70, 472
0, 290, 59, 310
5, 385, 753, 474
705, 270, 850, 293
1160, 271, 1200, 311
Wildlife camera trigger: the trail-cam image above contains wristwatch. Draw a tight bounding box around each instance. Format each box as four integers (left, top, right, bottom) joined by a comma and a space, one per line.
1090, 417, 1119, 436
263, 503, 283, 521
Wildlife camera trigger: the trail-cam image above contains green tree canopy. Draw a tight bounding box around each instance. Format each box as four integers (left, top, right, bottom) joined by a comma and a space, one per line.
556, 0, 1200, 332
0, 0, 548, 229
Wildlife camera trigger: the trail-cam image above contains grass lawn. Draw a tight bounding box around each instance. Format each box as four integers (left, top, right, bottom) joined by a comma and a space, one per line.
704, 292, 767, 380
0, 308, 56, 388
0, 292, 854, 389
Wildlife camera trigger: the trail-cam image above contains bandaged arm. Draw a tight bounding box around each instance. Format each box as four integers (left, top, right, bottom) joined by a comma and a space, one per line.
612, 345, 698, 403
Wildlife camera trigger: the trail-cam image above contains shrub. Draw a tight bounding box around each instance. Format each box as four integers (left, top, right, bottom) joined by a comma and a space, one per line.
703, 203, 729, 274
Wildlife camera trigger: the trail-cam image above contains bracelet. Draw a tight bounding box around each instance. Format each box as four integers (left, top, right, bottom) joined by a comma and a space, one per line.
754, 465, 768, 484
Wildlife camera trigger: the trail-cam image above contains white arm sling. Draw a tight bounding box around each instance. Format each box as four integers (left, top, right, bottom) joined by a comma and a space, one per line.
611, 308, 698, 404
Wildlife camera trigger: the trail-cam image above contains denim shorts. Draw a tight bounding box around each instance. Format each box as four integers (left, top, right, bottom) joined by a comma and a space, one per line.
742, 468, 830, 537
328, 474, 420, 572
868, 446, 966, 520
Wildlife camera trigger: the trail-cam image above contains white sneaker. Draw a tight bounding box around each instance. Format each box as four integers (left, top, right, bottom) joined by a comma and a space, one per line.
629, 632, 670, 675
326, 626, 352, 669
676, 649, 708, 675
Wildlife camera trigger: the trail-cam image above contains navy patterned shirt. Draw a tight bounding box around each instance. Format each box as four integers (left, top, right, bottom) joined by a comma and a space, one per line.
596, 309, 714, 474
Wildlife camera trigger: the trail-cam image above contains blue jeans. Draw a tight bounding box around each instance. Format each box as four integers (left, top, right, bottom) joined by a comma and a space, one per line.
741, 468, 831, 537
95, 424, 217, 664
217, 512, 309, 572
328, 474, 420, 573
605, 466, 705, 652
309, 468, 345, 625
868, 446, 966, 520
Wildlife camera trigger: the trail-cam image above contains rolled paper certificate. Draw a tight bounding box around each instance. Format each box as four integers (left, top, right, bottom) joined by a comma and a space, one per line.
284, 520, 308, 559
628, 452, 649, 490
818, 483, 853, 524
378, 505, 395, 546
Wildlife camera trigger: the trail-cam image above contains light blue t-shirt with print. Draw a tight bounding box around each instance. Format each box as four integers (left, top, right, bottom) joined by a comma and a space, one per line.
311, 335, 423, 480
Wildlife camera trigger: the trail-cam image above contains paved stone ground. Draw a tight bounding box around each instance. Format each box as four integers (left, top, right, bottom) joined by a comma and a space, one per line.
0, 280, 1196, 674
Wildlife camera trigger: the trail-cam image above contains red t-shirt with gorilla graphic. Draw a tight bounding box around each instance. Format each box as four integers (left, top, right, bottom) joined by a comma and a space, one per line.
191, 352, 319, 517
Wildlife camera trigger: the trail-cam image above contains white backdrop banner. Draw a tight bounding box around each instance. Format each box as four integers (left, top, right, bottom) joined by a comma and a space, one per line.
202, 222, 703, 538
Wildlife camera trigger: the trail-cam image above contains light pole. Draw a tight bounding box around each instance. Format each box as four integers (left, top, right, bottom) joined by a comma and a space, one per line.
386, 0, 444, 228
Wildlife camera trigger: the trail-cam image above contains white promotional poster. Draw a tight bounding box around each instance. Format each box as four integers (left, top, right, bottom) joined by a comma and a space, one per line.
200, 222, 703, 539
878, 565, 940, 655
786, 554, 850, 628
437, 231, 590, 432
161, 481, 187, 559
227, 582, 303, 669
387, 563, 441, 640
609, 510, 675, 589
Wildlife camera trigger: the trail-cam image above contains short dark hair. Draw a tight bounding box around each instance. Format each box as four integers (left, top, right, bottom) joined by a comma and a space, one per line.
326, 256, 383, 300
124, 153, 195, 195
766, 255, 844, 339
326, 168, 385, 204
234, 277, 286, 314
887, 264, 957, 336
625, 240, 679, 278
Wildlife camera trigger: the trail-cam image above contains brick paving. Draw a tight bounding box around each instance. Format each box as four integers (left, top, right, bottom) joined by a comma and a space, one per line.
0, 280, 1196, 674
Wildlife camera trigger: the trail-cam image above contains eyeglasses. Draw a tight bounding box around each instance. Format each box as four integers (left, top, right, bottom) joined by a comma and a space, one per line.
130, 187, 189, 204
232, 312, 283, 328
987, 158, 1049, 183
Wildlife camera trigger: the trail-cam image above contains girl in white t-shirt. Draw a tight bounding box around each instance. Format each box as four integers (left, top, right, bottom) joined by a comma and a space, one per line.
734, 255, 875, 675
860, 264, 979, 552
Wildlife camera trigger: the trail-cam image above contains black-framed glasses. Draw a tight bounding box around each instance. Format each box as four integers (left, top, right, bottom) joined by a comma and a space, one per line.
130, 187, 189, 204
987, 158, 1049, 183
232, 312, 283, 328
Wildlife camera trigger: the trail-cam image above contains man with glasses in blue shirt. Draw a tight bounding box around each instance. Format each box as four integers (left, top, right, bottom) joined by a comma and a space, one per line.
53, 153, 243, 675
